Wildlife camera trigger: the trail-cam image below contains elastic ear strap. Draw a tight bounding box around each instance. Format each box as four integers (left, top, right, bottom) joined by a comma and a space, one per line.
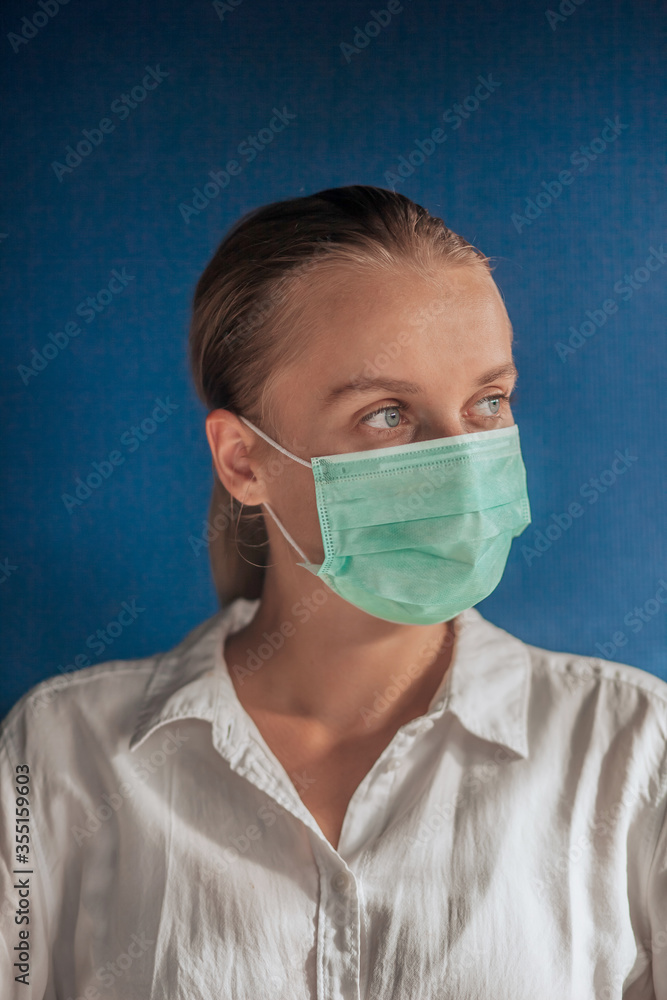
239, 416, 312, 468
263, 502, 310, 563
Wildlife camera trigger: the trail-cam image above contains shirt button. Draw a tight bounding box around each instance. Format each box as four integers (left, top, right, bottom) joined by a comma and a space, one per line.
331, 871, 352, 894
386, 757, 401, 771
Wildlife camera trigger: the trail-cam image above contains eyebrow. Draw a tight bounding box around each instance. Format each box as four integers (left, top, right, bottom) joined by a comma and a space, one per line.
320, 362, 519, 408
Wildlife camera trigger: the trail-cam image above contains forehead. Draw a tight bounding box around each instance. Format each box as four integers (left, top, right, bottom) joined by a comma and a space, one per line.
261, 261, 515, 425
289, 261, 512, 362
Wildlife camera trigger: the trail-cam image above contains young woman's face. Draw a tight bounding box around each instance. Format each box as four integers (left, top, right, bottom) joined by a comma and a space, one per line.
249, 261, 518, 567
269, 261, 517, 452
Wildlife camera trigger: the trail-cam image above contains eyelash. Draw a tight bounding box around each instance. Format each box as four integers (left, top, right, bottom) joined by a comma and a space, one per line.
360, 391, 516, 431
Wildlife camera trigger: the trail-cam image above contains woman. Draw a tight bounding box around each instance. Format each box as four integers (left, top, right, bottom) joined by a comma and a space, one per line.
1, 185, 665, 999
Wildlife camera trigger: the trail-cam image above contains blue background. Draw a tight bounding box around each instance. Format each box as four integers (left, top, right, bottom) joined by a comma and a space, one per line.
1, 0, 665, 719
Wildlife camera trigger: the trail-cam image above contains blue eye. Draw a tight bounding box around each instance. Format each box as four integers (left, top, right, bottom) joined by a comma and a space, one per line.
480, 397, 501, 415
476, 392, 514, 419
360, 404, 406, 430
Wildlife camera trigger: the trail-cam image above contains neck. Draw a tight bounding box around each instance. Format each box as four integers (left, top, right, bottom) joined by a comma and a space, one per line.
222, 558, 457, 737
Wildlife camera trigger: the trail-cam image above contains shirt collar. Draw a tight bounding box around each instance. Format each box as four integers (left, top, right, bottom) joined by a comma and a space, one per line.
425, 606, 531, 758
129, 600, 531, 760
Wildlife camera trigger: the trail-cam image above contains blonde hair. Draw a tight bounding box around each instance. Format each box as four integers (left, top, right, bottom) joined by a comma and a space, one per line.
188, 185, 492, 606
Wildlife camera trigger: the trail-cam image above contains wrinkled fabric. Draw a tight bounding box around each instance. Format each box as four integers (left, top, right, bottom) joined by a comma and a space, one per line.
240, 416, 532, 624
1, 597, 666, 999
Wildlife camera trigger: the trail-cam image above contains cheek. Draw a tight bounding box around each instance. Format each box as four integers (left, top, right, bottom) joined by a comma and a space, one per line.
271, 471, 325, 563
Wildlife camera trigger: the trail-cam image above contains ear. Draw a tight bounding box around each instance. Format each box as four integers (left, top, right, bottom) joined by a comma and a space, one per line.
205, 409, 266, 507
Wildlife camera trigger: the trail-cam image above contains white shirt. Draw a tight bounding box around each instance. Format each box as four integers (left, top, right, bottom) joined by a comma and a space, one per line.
1, 597, 667, 1000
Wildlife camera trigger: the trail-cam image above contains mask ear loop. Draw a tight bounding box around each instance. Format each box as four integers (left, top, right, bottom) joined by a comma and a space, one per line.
237, 415, 313, 563
262, 501, 310, 563
238, 415, 313, 468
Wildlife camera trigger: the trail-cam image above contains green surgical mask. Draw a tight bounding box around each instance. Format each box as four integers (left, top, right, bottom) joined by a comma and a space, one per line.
239, 416, 532, 626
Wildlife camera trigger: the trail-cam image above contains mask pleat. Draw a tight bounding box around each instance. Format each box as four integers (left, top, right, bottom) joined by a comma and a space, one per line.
326, 503, 529, 557
324, 535, 513, 606
317, 453, 527, 529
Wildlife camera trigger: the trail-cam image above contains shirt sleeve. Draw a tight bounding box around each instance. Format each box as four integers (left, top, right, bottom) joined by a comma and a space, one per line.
646, 767, 667, 998
0, 697, 56, 1000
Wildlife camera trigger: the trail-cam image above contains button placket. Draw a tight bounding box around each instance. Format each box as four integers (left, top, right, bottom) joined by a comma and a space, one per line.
331, 870, 353, 894
316, 857, 361, 1000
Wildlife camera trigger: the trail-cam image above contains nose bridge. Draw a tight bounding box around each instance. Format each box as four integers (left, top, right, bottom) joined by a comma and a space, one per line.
419, 412, 470, 442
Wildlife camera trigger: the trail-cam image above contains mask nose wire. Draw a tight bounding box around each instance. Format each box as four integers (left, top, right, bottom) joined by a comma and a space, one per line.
237, 415, 312, 564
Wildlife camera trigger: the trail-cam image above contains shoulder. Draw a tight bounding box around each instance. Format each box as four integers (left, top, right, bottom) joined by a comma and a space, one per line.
511, 626, 667, 781
468, 609, 667, 774
524, 634, 667, 722
0, 608, 229, 771
0, 655, 158, 767
468, 608, 667, 720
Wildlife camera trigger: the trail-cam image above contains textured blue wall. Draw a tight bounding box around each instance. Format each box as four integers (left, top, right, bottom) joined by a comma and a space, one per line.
1, 0, 665, 718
